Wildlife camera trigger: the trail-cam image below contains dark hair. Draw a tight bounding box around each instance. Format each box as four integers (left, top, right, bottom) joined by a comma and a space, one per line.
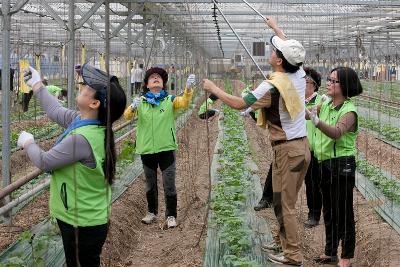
61, 89, 68, 97
304, 67, 322, 91
42, 79, 48, 86
95, 78, 127, 184
139, 64, 143, 69
331, 67, 363, 98
209, 93, 218, 101
276, 50, 301, 73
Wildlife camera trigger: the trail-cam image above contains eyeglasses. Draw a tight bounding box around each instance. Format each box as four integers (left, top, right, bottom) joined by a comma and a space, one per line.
326, 77, 340, 84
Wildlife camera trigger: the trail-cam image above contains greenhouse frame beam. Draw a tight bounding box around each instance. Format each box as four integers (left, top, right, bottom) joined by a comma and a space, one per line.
39, 0, 68, 30
111, 10, 136, 38
67, 0, 76, 108
75, 0, 104, 30
91, 10, 398, 18
9, 0, 29, 15
1, 0, 13, 225
75, 6, 104, 39
80, 0, 400, 5
132, 17, 156, 44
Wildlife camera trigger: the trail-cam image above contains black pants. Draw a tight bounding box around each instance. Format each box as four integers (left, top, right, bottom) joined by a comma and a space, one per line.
199, 110, 216, 120
261, 163, 273, 202
57, 219, 108, 267
304, 152, 322, 220
320, 156, 356, 259
134, 82, 142, 94
141, 150, 177, 218
22, 91, 33, 112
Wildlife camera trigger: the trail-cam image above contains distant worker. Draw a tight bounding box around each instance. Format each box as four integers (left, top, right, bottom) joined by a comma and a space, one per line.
131, 63, 145, 95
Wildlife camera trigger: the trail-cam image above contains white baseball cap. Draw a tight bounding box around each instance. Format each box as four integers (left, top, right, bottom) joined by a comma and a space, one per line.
270, 35, 305, 66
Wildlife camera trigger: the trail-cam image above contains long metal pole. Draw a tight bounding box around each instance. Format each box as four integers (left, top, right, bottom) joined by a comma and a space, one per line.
67, 0, 76, 108
212, 0, 267, 80
127, 3, 132, 103
241, 0, 266, 20
0, 179, 50, 216
1, 0, 12, 224
143, 15, 147, 69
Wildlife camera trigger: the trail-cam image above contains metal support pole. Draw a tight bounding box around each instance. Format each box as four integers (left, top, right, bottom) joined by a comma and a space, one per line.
212, 0, 267, 80
143, 16, 147, 69
105, 1, 110, 76
1, 0, 12, 224
67, 0, 76, 108
162, 27, 166, 66
127, 3, 132, 103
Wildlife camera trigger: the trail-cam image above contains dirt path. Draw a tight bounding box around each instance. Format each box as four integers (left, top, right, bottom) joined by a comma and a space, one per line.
100, 100, 220, 266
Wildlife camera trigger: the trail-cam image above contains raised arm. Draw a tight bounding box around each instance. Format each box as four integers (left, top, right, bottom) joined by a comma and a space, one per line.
265, 17, 286, 40
26, 66, 78, 128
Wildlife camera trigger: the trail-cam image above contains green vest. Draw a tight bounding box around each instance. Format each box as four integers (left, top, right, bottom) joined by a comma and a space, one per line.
198, 98, 214, 115
51, 125, 110, 227
306, 94, 321, 151
314, 99, 358, 162
135, 95, 178, 154
46, 85, 63, 96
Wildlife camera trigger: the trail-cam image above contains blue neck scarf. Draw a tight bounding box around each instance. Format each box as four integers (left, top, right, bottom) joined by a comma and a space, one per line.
55, 116, 102, 145
144, 89, 168, 106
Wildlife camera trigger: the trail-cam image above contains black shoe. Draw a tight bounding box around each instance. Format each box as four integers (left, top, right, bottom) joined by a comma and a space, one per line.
254, 199, 272, 211
313, 255, 338, 264
304, 217, 319, 228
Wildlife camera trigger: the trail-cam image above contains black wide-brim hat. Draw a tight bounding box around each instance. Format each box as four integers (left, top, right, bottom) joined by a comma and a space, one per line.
144, 67, 168, 85
81, 63, 118, 92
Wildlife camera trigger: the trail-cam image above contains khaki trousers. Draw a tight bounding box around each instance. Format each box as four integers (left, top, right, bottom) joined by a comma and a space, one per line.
272, 137, 310, 262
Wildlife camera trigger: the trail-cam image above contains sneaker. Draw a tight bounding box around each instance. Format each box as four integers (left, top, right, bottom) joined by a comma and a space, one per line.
304, 217, 319, 228
141, 212, 157, 224
166, 216, 177, 228
268, 252, 303, 266
261, 240, 282, 252
254, 199, 272, 211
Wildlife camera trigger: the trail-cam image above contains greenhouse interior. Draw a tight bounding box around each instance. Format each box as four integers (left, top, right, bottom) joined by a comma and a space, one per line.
0, 0, 400, 266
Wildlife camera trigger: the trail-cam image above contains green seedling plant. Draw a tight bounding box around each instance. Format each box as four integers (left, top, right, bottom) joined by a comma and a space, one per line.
209, 80, 258, 266
357, 159, 400, 204
359, 117, 400, 143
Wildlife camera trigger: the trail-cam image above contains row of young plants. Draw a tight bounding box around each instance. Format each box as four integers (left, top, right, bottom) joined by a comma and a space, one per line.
359, 117, 400, 143
209, 80, 257, 266
356, 158, 400, 205
354, 97, 400, 118
0, 123, 61, 153
360, 80, 400, 101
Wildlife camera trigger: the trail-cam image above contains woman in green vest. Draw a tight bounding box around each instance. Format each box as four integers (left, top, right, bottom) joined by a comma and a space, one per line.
303, 67, 324, 228
308, 67, 363, 267
18, 64, 126, 267
123, 67, 195, 229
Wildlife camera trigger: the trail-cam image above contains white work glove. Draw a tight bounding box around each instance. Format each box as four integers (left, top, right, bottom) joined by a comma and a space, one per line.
320, 94, 330, 103
186, 74, 196, 88
306, 108, 320, 126
240, 107, 253, 117
17, 131, 34, 148
24, 66, 42, 88
130, 97, 141, 110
